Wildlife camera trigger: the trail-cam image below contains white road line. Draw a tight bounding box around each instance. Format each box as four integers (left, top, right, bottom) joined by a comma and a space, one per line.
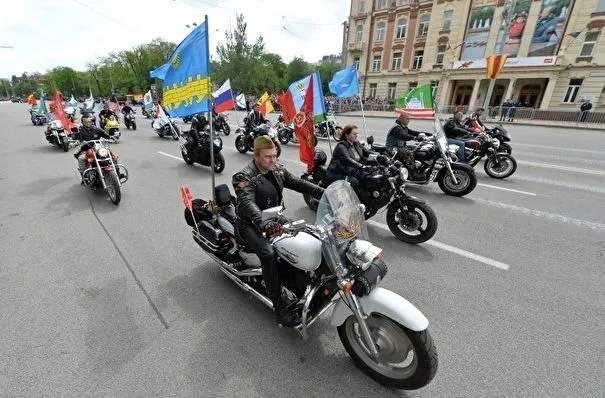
157, 151, 182, 161
514, 175, 605, 195
515, 143, 604, 155
477, 183, 538, 196
513, 151, 605, 167
366, 220, 510, 271
517, 160, 605, 177
473, 198, 605, 233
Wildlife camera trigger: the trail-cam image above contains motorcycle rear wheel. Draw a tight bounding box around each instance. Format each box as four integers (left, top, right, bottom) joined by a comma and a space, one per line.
484, 153, 517, 179
338, 314, 438, 390
386, 201, 437, 244
214, 153, 226, 173
105, 172, 121, 205
181, 148, 194, 165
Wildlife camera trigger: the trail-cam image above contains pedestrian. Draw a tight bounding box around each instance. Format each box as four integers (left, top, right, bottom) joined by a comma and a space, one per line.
579, 98, 593, 123
500, 99, 510, 121
508, 100, 518, 122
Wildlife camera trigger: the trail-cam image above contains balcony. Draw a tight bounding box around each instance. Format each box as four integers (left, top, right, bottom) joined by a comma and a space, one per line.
347, 42, 364, 52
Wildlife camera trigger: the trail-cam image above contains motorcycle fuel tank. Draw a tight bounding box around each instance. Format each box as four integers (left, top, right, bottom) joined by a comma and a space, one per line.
274, 232, 322, 271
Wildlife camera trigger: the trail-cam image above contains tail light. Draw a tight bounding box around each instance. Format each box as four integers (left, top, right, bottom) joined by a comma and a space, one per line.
85, 149, 95, 163
218, 233, 230, 247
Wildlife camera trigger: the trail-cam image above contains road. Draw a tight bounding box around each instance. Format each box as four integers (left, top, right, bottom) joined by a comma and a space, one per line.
1, 104, 604, 397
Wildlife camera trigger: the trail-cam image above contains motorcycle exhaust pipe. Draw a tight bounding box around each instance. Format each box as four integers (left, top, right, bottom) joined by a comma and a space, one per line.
219, 265, 274, 309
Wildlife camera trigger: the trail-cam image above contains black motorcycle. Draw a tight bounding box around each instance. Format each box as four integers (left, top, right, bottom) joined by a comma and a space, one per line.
141, 107, 154, 119
44, 119, 71, 152
234, 121, 282, 157
367, 122, 477, 197
277, 119, 318, 147
302, 149, 438, 244
30, 109, 48, 126
213, 113, 230, 136
123, 112, 137, 130
315, 119, 342, 141
180, 130, 226, 173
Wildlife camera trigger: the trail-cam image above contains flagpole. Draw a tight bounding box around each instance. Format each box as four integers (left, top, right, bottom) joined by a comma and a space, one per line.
358, 94, 369, 140
205, 15, 216, 204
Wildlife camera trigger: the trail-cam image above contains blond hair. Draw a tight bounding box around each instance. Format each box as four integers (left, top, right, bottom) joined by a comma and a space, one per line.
253, 135, 276, 157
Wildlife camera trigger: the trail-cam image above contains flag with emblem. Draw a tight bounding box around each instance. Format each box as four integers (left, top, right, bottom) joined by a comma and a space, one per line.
257, 91, 274, 116
277, 89, 296, 124
149, 16, 212, 117
294, 74, 316, 172
486, 54, 507, 79
288, 72, 326, 123
395, 84, 435, 118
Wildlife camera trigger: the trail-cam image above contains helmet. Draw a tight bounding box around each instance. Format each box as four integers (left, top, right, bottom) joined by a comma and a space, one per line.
314, 148, 327, 166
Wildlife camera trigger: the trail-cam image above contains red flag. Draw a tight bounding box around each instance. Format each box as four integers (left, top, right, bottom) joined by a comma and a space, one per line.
52, 90, 77, 133
293, 75, 316, 173
277, 90, 297, 124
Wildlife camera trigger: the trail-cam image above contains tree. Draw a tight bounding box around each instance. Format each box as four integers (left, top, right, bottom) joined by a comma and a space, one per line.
316, 61, 342, 93
286, 57, 312, 84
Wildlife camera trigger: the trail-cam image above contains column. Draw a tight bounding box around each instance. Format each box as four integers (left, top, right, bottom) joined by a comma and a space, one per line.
504, 78, 516, 102
539, 75, 558, 109
438, 78, 451, 109
468, 78, 482, 110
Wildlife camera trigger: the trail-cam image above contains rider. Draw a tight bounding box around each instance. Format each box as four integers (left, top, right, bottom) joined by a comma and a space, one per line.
464, 107, 485, 132
232, 136, 324, 327
443, 109, 474, 163
385, 111, 428, 180
99, 104, 116, 130
185, 113, 208, 152
325, 124, 375, 191
121, 103, 134, 116
246, 103, 268, 135
73, 117, 104, 176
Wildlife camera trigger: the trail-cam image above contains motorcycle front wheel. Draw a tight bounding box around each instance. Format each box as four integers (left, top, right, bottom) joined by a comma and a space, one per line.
438, 167, 477, 197
181, 148, 194, 165
499, 142, 512, 154
386, 201, 437, 244
223, 124, 231, 136
338, 314, 438, 390
213, 153, 226, 173
484, 153, 517, 179
104, 172, 121, 205
235, 135, 248, 153
278, 130, 290, 145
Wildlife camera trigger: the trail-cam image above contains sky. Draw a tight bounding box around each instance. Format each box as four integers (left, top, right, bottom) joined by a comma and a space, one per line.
0, 0, 349, 78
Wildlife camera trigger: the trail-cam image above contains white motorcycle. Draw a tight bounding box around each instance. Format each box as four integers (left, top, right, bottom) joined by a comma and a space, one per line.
181, 180, 438, 390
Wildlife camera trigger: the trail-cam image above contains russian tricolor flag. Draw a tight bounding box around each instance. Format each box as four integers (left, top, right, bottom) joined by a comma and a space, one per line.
212, 79, 235, 113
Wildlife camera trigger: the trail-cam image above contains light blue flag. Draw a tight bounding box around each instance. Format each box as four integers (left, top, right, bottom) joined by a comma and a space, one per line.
328, 64, 359, 99
149, 16, 212, 117
288, 72, 326, 123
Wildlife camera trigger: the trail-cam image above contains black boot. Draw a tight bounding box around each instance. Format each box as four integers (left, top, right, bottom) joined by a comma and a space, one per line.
271, 292, 301, 327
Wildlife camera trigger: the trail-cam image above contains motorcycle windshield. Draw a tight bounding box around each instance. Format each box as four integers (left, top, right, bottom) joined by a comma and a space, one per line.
316, 180, 368, 243
433, 119, 448, 154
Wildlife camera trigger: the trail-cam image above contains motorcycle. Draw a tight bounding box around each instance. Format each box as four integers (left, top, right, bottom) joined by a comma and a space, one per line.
180, 129, 226, 173
152, 116, 181, 140
315, 117, 342, 141
77, 139, 129, 205
301, 150, 437, 244
213, 113, 230, 136
368, 120, 477, 197
181, 180, 438, 390
141, 107, 154, 119
101, 115, 121, 142
44, 119, 72, 152
64, 106, 76, 122
277, 120, 319, 147
123, 112, 137, 130
448, 132, 517, 179
30, 107, 48, 126
465, 118, 513, 154
234, 121, 282, 157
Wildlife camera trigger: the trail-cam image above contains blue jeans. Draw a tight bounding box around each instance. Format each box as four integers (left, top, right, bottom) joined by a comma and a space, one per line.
447, 139, 467, 162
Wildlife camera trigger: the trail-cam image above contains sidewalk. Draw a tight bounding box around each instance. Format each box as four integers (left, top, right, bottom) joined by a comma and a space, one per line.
339, 111, 605, 131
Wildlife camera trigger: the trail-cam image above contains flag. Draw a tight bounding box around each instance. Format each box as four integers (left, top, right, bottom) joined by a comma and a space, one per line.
288, 72, 326, 123
328, 64, 360, 99
84, 90, 94, 109
149, 16, 211, 117
212, 79, 235, 113
235, 93, 246, 109
395, 84, 435, 118
51, 90, 77, 131
257, 91, 274, 116
38, 91, 48, 115
568, 31, 582, 38
68, 95, 78, 107
486, 54, 507, 79
143, 90, 153, 109
294, 74, 316, 172
111, 99, 121, 114
277, 90, 297, 124
27, 94, 37, 106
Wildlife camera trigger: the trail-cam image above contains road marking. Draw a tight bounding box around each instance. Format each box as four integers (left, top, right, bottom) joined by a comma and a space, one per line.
473, 198, 605, 233
515, 143, 604, 156
517, 160, 605, 177
157, 151, 182, 161
513, 151, 605, 167
477, 183, 537, 196
514, 175, 605, 195
366, 220, 510, 270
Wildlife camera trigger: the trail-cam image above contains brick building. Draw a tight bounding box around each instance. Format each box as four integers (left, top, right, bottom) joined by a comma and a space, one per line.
342, 0, 605, 110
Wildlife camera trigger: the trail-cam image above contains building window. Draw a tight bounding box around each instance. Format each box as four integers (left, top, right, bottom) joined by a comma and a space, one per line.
412, 50, 424, 70
369, 83, 378, 98
418, 15, 430, 37
355, 25, 363, 42
580, 32, 599, 56
409, 82, 418, 91
442, 10, 453, 31
391, 52, 402, 70
431, 81, 439, 98
396, 19, 407, 39
359, 0, 366, 13
372, 55, 382, 71
435, 45, 446, 64
354, 57, 360, 70
563, 79, 583, 103
388, 83, 397, 100
597, 0, 605, 12
376, 0, 387, 10
375, 22, 386, 42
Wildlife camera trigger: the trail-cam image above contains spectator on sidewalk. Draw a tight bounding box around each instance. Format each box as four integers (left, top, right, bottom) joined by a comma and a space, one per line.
508, 100, 518, 122
500, 99, 511, 121
579, 98, 593, 123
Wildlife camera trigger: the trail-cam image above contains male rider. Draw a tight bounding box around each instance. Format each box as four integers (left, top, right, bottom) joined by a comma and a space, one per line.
73, 117, 104, 176
385, 111, 428, 180
246, 103, 268, 135
121, 103, 134, 115
232, 136, 324, 327
443, 109, 474, 163
99, 104, 116, 130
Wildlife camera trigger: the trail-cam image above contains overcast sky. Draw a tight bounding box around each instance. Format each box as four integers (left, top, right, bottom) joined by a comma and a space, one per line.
0, 0, 349, 78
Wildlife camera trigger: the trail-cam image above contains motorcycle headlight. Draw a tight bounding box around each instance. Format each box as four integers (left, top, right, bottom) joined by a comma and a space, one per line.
491, 138, 500, 148
97, 147, 109, 158
346, 240, 383, 271
399, 168, 409, 181
213, 138, 222, 148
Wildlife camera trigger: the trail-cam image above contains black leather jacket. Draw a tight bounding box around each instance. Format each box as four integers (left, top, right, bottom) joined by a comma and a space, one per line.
327, 141, 373, 175
385, 120, 423, 150
246, 110, 268, 130
99, 110, 116, 120
233, 161, 324, 228
444, 118, 473, 139
73, 126, 104, 156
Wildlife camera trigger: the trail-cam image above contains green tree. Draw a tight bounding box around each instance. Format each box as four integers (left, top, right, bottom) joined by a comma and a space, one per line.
286, 57, 312, 84
316, 61, 341, 93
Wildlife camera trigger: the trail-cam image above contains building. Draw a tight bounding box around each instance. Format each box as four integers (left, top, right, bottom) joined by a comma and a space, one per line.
312, 54, 344, 67
342, 0, 605, 110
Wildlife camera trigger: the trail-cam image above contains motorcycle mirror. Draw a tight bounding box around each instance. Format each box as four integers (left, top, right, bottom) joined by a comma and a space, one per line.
366, 135, 374, 145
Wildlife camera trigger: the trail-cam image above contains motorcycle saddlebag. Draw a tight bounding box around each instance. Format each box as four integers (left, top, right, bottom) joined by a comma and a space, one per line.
184, 199, 214, 227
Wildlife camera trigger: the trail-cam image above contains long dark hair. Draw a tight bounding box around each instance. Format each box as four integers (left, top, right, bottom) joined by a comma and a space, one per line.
339, 124, 358, 141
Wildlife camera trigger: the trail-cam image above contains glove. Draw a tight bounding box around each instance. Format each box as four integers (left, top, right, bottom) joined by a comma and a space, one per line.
261, 221, 284, 238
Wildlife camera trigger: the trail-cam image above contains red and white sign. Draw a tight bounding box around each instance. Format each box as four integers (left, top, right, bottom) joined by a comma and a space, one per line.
452, 56, 557, 70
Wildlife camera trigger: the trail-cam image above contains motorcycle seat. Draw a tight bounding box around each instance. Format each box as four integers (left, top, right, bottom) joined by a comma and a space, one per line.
371, 143, 387, 153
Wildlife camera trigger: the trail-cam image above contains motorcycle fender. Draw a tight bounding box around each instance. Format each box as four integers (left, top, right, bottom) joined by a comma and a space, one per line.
391, 194, 425, 206
436, 162, 474, 179
330, 287, 429, 332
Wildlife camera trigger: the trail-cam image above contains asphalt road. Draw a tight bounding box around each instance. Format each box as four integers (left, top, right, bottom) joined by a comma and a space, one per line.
1, 104, 604, 397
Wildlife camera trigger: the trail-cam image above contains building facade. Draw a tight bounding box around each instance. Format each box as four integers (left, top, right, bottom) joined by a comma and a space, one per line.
343, 0, 605, 110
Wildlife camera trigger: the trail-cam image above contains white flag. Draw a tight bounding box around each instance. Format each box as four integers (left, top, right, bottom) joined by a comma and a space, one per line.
68, 95, 78, 107
84, 90, 94, 109
143, 90, 153, 109
236, 93, 246, 109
